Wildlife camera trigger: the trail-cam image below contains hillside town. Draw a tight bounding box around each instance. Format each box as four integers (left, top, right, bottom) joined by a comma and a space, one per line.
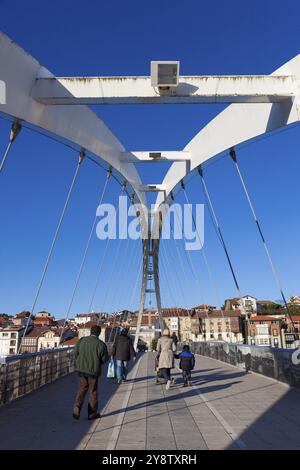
1, 294, 300, 357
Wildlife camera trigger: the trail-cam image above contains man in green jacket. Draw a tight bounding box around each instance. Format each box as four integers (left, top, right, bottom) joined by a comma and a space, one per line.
73, 325, 109, 420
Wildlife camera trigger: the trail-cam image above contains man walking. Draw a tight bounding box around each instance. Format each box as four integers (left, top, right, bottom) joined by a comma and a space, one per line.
112, 327, 136, 384
73, 325, 109, 420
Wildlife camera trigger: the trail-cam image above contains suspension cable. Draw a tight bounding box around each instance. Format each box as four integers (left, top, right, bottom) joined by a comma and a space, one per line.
59, 169, 112, 344
160, 237, 186, 307
107, 196, 141, 342
106, 193, 141, 343
87, 185, 126, 313
0, 120, 22, 174
159, 239, 178, 307
172, 196, 206, 305
230, 147, 298, 338
197, 165, 249, 342
128, 252, 143, 311
172, 197, 211, 326
119, 238, 140, 312
197, 166, 248, 316
19, 151, 85, 353
106, 235, 132, 319
170, 211, 210, 339
169, 212, 193, 307
182, 184, 222, 310
87, 237, 111, 313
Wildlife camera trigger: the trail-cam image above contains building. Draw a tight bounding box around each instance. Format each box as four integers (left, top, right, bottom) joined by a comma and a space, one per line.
77, 321, 108, 342
12, 311, 33, 327
33, 311, 56, 327
247, 316, 283, 347
38, 329, 63, 351
20, 327, 75, 353
20, 328, 50, 354
75, 313, 105, 325
0, 315, 13, 328
129, 315, 160, 349
193, 304, 216, 312
256, 300, 277, 312
161, 308, 194, 342
289, 296, 300, 306
0, 326, 28, 356
61, 336, 79, 347
225, 295, 257, 316
194, 310, 244, 343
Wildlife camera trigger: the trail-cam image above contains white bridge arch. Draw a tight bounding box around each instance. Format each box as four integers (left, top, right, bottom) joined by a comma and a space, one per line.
1, 30, 300, 346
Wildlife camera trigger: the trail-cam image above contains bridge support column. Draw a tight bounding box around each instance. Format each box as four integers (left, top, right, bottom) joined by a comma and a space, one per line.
134, 214, 164, 349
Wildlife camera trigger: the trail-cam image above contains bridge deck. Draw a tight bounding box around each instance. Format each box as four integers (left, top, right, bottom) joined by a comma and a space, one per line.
0, 352, 300, 450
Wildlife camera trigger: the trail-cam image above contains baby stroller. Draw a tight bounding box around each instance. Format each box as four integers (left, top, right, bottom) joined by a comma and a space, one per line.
155, 354, 176, 385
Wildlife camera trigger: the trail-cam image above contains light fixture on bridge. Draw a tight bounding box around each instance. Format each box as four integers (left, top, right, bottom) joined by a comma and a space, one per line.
149, 152, 162, 159
151, 61, 180, 88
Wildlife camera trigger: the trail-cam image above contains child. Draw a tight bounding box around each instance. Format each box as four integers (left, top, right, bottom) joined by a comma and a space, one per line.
179, 345, 195, 387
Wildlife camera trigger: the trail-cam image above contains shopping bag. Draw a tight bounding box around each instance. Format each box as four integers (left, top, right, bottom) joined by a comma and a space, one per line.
106, 357, 115, 379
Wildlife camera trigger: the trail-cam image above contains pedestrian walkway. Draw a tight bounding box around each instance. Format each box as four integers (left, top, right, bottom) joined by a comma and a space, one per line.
0, 352, 300, 450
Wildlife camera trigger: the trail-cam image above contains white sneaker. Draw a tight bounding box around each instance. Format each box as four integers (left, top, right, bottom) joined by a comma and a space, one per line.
166, 380, 171, 390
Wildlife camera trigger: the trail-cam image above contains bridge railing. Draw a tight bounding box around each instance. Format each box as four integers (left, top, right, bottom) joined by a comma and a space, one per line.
186, 341, 300, 389
0, 347, 75, 406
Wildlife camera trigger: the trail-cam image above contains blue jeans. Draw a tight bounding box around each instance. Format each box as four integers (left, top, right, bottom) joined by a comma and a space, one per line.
116, 360, 128, 380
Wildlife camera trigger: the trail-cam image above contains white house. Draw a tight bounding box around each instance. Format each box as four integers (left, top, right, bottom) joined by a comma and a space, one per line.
0, 326, 26, 356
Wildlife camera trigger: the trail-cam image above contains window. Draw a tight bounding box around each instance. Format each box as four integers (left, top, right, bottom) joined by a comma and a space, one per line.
9, 348, 15, 354
258, 338, 270, 345
2, 333, 8, 337
257, 326, 269, 336
10, 340, 16, 346
210, 334, 214, 339
11, 333, 16, 339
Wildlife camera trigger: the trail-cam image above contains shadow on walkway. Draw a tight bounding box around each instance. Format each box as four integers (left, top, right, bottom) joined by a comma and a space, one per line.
0, 356, 139, 450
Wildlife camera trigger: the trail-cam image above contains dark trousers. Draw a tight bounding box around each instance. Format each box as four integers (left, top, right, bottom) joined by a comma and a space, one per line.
74, 374, 98, 416
182, 370, 192, 384
160, 367, 171, 381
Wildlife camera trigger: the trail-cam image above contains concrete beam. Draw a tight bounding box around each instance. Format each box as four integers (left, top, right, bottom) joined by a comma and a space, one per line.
33, 75, 296, 105
121, 151, 191, 163
139, 184, 166, 192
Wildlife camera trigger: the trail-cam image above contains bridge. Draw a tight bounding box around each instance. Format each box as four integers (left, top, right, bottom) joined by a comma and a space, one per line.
1, 344, 300, 450
1, 30, 300, 452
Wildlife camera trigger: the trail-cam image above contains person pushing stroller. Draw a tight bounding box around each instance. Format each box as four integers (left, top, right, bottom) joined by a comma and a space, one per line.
179, 344, 195, 387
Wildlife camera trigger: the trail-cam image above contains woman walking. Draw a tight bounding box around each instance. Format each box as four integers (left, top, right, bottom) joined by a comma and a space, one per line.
156, 328, 177, 390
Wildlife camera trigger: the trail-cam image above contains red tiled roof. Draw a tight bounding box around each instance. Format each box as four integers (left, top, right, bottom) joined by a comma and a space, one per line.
192, 310, 241, 319
193, 305, 216, 310
250, 316, 281, 322
130, 317, 158, 327
77, 321, 103, 329
24, 328, 51, 337
161, 308, 192, 317
15, 311, 31, 318
76, 312, 104, 318
61, 337, 78, 346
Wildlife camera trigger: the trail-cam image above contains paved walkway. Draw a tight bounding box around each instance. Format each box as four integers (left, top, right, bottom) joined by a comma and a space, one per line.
0, 353, 300, 450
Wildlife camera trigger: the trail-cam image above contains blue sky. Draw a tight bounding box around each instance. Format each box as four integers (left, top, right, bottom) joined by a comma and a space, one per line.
1, 0, 300, 317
